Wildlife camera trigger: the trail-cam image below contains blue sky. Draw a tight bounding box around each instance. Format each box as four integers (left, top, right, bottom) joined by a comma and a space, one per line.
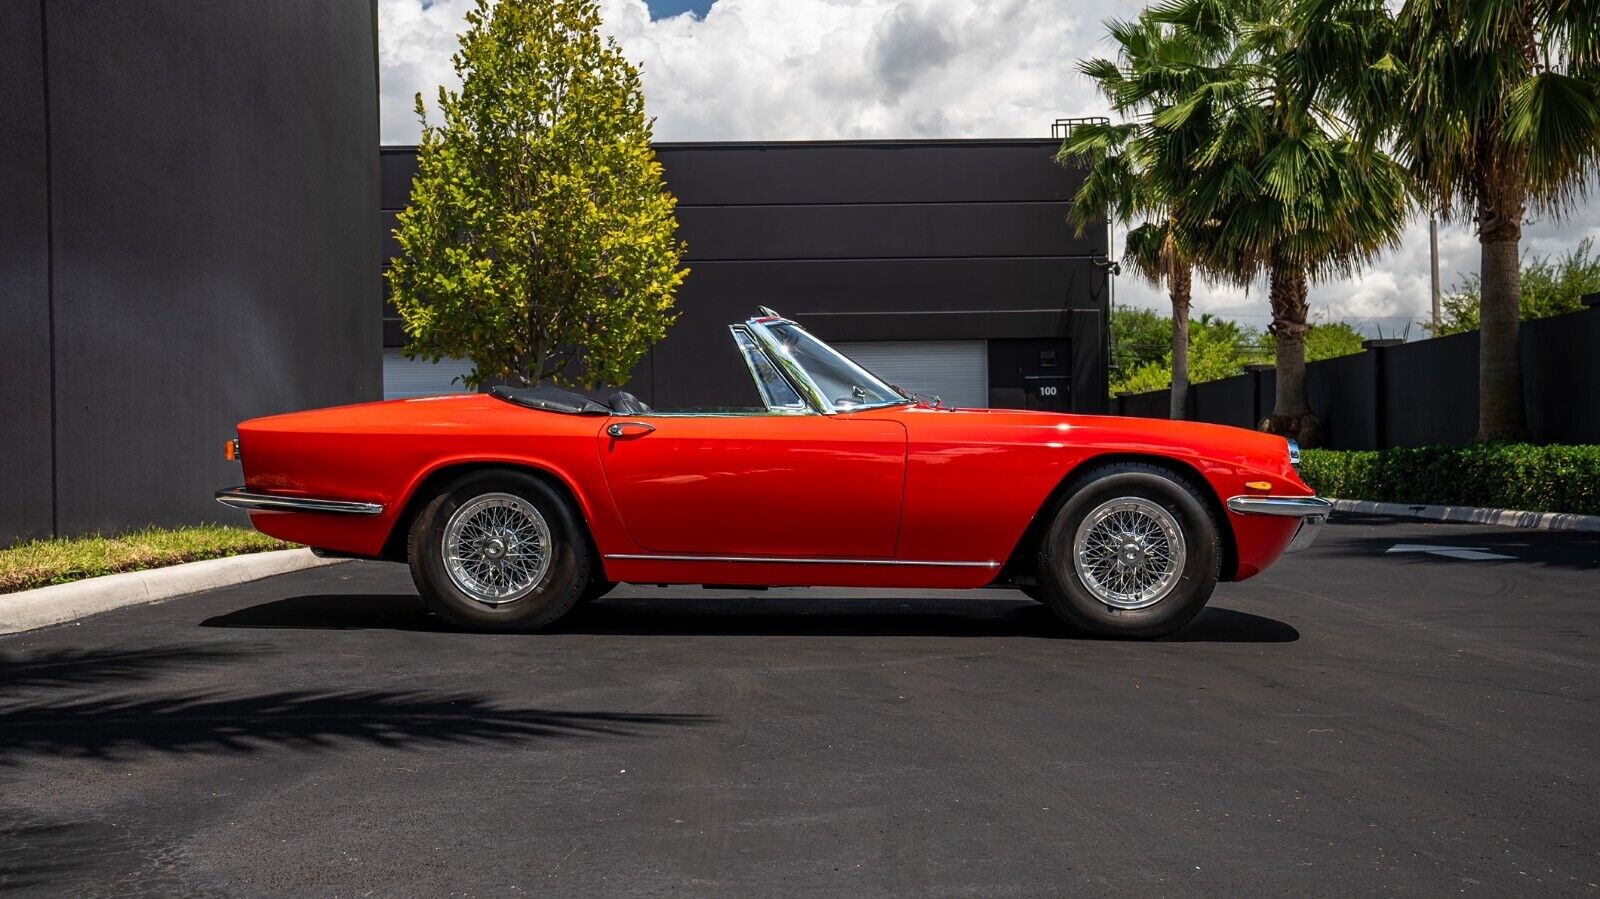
646, 0, 713, 18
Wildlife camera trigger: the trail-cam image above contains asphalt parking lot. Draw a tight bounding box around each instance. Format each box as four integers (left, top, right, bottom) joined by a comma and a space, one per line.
2, 514, 1597, 897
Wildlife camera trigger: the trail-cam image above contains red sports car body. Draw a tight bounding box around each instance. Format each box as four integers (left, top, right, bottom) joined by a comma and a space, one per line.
220, 312, 1328, 636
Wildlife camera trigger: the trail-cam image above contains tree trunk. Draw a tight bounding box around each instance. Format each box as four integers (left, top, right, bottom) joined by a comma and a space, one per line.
1169, 263, 1192, 421
1262, 256, 1322, 446
1475, 193, 1531, 442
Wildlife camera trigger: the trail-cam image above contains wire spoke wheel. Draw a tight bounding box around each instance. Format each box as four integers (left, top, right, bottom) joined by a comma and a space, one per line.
441, 492, 553, 606
1071, 496, 1186, 610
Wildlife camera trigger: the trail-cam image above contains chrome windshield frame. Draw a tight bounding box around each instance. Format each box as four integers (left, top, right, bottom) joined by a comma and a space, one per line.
728, 324, 813, 416
743, 315, 911, 416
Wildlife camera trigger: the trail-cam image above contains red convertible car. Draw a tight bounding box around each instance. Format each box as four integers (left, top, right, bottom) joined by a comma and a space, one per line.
218, 310, 1329, 637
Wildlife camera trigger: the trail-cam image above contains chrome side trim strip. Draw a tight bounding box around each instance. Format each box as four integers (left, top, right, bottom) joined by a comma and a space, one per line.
215, 486, 384, 516
1226, 495, 1334, 518
604, 553, 1000, 568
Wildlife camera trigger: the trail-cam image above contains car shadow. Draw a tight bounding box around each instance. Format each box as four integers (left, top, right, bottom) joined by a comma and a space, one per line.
201, 593, 1299, 643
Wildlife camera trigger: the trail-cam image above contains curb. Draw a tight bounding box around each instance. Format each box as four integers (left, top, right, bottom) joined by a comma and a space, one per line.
1332, 499, 1600, 533
0, 548, 347, 636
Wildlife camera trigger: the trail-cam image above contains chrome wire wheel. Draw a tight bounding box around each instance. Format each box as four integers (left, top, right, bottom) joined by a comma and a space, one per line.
441, 492, 553, 606
1071, 496, 1186, 610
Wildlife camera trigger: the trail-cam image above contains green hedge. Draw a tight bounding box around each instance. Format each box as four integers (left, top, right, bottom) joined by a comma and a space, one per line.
1299, 444, 1600, 516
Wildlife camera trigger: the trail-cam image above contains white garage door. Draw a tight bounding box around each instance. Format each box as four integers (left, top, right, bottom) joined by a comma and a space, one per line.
832, 340, 989, 409
383, 350, 473, 400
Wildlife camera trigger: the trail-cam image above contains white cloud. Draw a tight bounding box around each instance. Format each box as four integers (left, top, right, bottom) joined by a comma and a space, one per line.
377, 0, 1600, 335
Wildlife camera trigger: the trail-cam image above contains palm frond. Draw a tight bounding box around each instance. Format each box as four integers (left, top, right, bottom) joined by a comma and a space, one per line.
1507, 70, 1600, 211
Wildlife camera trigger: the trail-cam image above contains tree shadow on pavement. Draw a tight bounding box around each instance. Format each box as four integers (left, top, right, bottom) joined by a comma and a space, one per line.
0, 818, 109, 896
202, 593, 1297, 643
0, 645, 260, 696
0, 814, 208, 897
0, 690, 709, 766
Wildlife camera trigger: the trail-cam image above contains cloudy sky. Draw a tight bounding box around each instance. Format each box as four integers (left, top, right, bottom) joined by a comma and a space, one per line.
378, 0, 1600, 335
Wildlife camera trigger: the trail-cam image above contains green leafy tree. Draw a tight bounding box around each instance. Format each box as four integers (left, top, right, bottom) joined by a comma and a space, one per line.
1059, 17, 1222, 419
1299, 0, 1600, 439
1109, 306, 1175, 381
1113, 316, 1255, 394
1151, 0, 1412, 446
1428, 238, 1600, 336
1256, 320, 1367, 361
1305, 321, 1367, 360
1112, 309, 1367, 396
387, 0, 688, 389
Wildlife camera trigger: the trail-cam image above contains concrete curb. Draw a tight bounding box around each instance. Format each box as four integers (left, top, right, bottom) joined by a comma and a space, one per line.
0, 548, 347, 636
1332, 499, 1600, 533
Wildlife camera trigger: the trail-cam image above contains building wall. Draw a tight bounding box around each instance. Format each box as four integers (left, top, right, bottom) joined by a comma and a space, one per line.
379, 139, 1110, 411
0, 3, 55, 543
0, 1, 381, 544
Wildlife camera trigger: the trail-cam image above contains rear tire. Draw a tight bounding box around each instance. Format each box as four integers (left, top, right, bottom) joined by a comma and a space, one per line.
1033, 462, 1220, 639
408, 470, 591, 632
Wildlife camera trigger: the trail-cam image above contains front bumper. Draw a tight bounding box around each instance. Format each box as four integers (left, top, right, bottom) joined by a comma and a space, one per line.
1226, 495, 1333, 553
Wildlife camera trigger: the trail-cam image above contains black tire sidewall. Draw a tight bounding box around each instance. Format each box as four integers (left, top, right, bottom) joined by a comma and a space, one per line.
1037, 466, 1220, 638
408, 470, 590, 631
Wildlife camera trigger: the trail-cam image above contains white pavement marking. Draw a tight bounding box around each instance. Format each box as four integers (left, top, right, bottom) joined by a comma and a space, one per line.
1385, 543, 1516, 561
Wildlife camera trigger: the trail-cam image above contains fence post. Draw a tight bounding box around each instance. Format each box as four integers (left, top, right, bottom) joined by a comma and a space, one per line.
1363, 338, 1403, 449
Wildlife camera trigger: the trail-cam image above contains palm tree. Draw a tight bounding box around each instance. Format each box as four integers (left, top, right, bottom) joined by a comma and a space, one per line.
1058, 17, 1217, 420
1298, 0, 1600, 441
1150, 0, 1412, 444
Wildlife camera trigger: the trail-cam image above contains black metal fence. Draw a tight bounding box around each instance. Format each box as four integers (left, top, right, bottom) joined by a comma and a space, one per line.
1109, 303, 1600, 448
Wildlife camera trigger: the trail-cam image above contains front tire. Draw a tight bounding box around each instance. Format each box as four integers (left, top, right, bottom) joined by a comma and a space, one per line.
408, 470, 591, 631
1033, 462, 1220, 638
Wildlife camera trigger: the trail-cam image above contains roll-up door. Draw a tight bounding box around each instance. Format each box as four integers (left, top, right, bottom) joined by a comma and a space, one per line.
382, 350, 473, 400
831, 340, 989, 409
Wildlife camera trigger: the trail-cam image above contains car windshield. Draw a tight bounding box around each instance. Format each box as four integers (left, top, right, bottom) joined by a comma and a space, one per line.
763, 321, 907, 411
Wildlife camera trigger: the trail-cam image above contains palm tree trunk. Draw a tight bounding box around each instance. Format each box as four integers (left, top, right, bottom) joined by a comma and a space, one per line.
1265, 255, 1320, 445
1475, 191, 1531, 442
1169, 264, 1192, 420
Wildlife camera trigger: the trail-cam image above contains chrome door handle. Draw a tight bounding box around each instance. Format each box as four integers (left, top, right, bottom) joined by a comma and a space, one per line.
607, 421, 655, 438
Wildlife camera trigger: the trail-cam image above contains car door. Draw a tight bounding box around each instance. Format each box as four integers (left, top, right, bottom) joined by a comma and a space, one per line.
597, 413, 907, 558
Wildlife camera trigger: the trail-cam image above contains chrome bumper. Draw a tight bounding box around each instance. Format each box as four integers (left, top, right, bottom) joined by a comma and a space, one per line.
1226, 495, 1333, 553
215, 486, 384, 516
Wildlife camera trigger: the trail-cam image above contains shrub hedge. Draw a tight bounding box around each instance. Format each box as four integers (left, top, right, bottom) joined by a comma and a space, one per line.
1298, 444, 1600, 516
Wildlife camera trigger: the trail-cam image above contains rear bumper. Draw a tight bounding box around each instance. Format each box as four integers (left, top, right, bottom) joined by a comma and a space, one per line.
1227, 495, 1333, 554
215, 486, 384, 516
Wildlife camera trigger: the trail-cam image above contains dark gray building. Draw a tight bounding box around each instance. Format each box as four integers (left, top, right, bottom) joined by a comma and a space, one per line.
1, 2, 381, 544
380, 139, 1110, 412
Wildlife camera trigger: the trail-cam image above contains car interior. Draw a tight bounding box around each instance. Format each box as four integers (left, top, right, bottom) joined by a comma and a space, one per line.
486, 313, 909, 418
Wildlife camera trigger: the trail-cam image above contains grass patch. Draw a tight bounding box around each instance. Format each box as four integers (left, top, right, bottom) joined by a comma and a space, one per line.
1, 525, 294, 594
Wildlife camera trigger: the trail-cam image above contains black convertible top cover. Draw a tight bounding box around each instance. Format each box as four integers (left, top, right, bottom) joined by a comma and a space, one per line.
488, 384, 610, 415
